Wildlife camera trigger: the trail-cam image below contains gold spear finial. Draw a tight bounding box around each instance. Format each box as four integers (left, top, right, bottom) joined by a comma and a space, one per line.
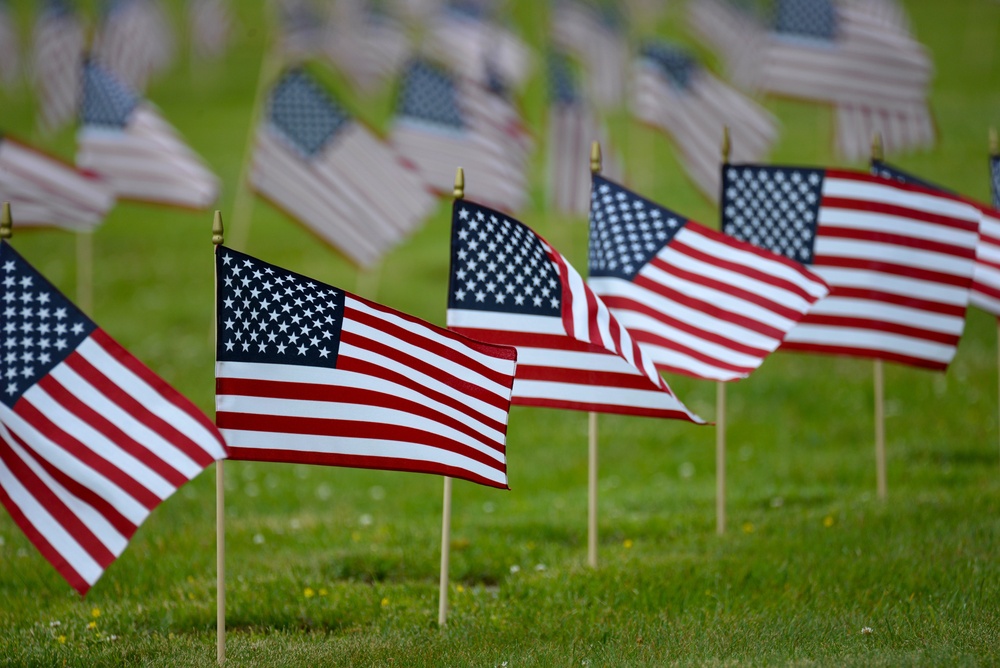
454, 167, 465, 200
871, 133, 884, 162
212, 210, 224, 246
590, 141, 602, 175
721, 126, 732, 165
1, 202, 12, 240
990, 127, 998, 157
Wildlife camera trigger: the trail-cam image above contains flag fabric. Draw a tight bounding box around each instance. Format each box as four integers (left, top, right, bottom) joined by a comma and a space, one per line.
551, 0, 628, 111
0, 242, 228, 595
31, 0, 85, 134
0, 0, 20, 89
93, 0, 175, 92
545, 51, 622, 216
251, 67, 436, 268
447, 199, 703, 422
187, 0, 232, 61
0, 136, 115, 232
274, 0, 328, 60
389, 59, 527, 212
873, 158, 1000, 317
588, 174, 829, 381
721, 164, 980, 369
77, 62, 220, 209
632, 41, 777, 202
688, 0, 933, 161
991, 154, 1000, 211
323, 0, 411, 93
215, 246, 517, 489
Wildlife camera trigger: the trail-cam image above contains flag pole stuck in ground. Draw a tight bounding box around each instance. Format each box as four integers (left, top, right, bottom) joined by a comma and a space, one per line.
588, 141, 601, 569
871, 133, 888, 500
717, 126, 731, 535
992, 126, 999, 469
212, 210, 226, 666
438, 167, 465, 627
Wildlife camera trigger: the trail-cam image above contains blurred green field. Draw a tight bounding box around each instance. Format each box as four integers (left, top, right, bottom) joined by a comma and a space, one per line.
1, 1, 999, 666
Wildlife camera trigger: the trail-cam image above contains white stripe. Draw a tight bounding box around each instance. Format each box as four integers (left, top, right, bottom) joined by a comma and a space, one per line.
222, 429, 506, 485
512, 379, 689, 412
447, 308, 565, 335
785, 324, 955, 364
823, 176, 977, 223
819, 206, 979, 250
813, 265, 971, 306
805, 296, 965, 335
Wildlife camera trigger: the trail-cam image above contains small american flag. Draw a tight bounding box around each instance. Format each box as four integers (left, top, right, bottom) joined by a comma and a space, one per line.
187, 0, 232, 61
323, 0, 411, 93
544, 51, 622, 217
0, 136, 115, 232
93, 0, 175, 92
0, 241, 227, 595
215, 246, 517, 489
251, 67, 436, 268
721, 164, 980, 369
589, 175, 829, 381
425, 3, 532, 89
551, 0, 628, 111
873, 159, 1000, 318
31, 0, 85, 134
447, 199, 703, 422
390, 59, 526, 212
77, 62, 220, 209
632, 41, 777, 202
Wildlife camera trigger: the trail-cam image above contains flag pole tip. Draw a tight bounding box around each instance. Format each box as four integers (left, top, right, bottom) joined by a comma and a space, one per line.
453, 167, 465, 200
212, 210, 224, 246
871, 133, 884, 162
1, 202, 11, 240
721, 126, 731, 164
590, 141, 602, 175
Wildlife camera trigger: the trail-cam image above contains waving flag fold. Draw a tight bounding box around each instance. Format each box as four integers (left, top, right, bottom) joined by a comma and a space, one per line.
0, 241, 227, 595
588, 175, 829, 381
215, 246, 517, 489
93, 0, 175, 92
721, 164, 980, 369
447, 199, 703, 422
32, 0, 86, 133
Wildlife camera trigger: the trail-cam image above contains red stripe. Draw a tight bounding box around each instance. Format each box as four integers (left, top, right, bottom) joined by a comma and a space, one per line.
36, 374, 188, 489
227, 446, 506, 490
819, 224, 977, 261
14, 399, 161, 511
619, 327, 757, 377
814, 255, 974, 289
512, 396, 708, 422
0, 435, 116, 573
829, 286, 966, 317
448, 327, 601, 353
88, 330, 222, 468
780, 342, 948, 371
216, 376, 505, 454
800, 314, 960, 345
514, 364, 657, 391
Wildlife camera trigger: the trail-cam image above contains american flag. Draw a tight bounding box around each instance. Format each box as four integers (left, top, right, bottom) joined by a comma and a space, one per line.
545, 51, 621, 216
632, 41, 777, 202
589, 175, 829, 382
0, 242, 227, 595
551, 0, 628, 111
31, 0, 85, 134
873, 159, 1000, 318
93, 0, 175, 92
215, 246, 517, 489
447, 199, 703, 422
721, 164, 980, 369
389, 59, 527, 212
0, 0, 20, 89
0, 136, 115, 232
273, 0, 328, 60
187, 0, 232, 61
77, 62, 220, 209
991, 154, 999, 211
688, 0, 933, 161
323, 0, 411, 93
251, 68, 436, 268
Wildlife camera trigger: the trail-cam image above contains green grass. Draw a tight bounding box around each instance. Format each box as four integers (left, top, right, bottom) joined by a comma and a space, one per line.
1, 0, 1000, 665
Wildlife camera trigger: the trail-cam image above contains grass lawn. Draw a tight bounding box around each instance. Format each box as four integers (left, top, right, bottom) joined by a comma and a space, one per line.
1, 0, 999, 665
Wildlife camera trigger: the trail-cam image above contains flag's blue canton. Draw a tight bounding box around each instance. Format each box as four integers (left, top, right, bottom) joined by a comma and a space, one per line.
547, 51, 580, 105
216, 246, 345, 369
398, 61, 465, 129
0, 243, 95, 408
589, 175, 686, 280
448, 202, 561, 317
772, 0, 836, 39
721, 165, 823, 264
990, 156, 1000, 210
81, 62, 138, 128
640, 41, 697, 91
871, 159, 952, 195
268, 70, 351, 159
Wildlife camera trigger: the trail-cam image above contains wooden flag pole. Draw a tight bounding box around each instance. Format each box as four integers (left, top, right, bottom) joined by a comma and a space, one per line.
76, 233, 93, 315
2, 202, 13, 240
438, 167, 465, 626
588, 142, 601, 569
871, 134, 888, 499
991, 127, 999, 468
212, 211, 226, 664
717, 127, 732, 535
